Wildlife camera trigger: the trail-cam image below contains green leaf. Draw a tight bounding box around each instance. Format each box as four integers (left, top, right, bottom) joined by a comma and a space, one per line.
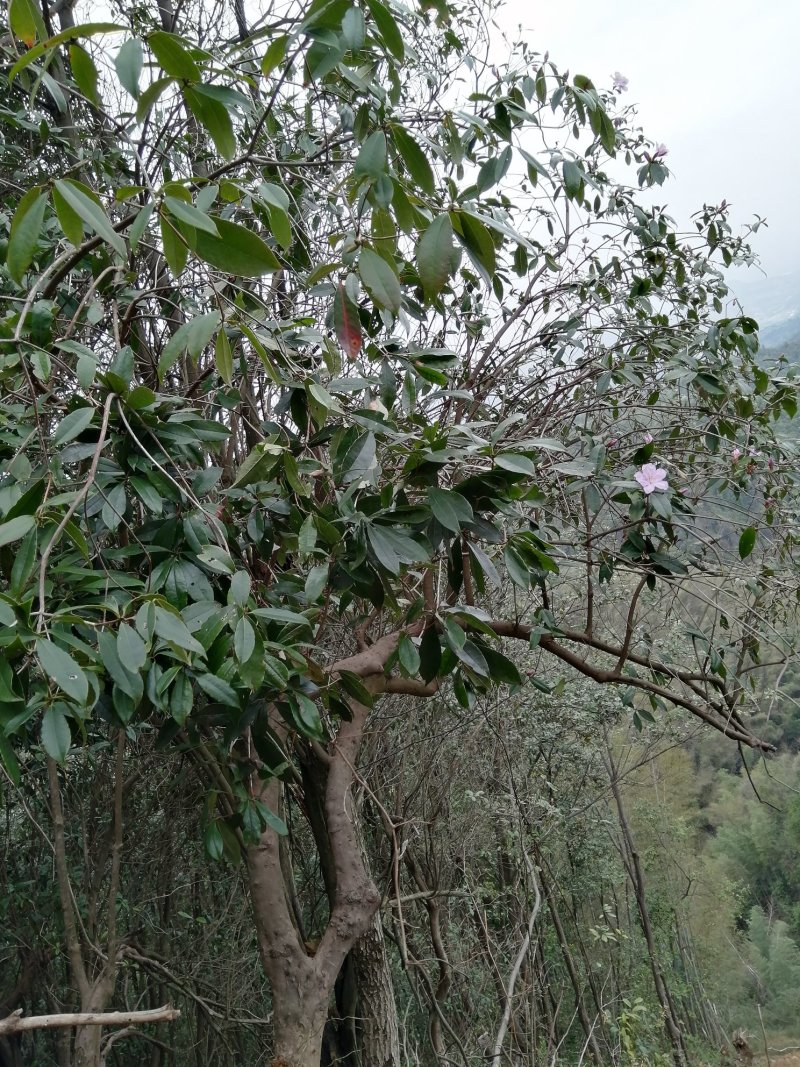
135, 75, 174, 122
154, 607, 204, 654
337, 430, 375, 483
164, 195, 220, 236
185, 217, 280, 275
69, 44, 99, 106
9, 0, 44, 45
10, 22, 124, 79
158, 311, 221, 380
419, 627, 441, 682
183, 86, 235, 160
495, 453, 536, 475
397, 632, 420, 676
41, 706, 71, 764
98, 631, 143, 700
117, 623, 147, 673
251, 607, 312, 631
359, 247, 401, 313
480, 644, 522, 687
0, 732, 21, 787
7, 189, 48, 284
161, 215, 188, 275
0, 515, 35, 548
354, 131, 387, 179
427, 487, 473, 533
215, 329, 234, 385
261, 34, 287, 77
562, 159, 583, 200
115, 37, 143, 97
204, 821, 224, 861
232, 616, 255, 664
148, 30, 200, 81
367, 524, 428, 574
739, 526, 757, 560
53, 407, 94, 445
53, 180, 126, 257
229, 570, 252, 606
197, 672, 239, 707
258, 184, 292, 248
52, 184, 84, 246
391, 124, 434, 195
363, 0, 404, 60
305, 563, 329, 603
416, 214, 454, 300
342, 6, 365, 50
36, 640, 89, 704
454, 638, 489, 677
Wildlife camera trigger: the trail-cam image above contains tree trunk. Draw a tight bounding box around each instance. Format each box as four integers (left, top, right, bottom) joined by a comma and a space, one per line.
352, 913, 401, 1067
73, 1028, 102, 1067
271, 982, 329, 1067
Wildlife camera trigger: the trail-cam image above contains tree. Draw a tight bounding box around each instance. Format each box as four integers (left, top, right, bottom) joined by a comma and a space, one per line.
1, 0, 798, 1062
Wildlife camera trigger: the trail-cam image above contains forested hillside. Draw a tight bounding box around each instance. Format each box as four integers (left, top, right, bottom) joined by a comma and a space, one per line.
1, 0, 799, 1064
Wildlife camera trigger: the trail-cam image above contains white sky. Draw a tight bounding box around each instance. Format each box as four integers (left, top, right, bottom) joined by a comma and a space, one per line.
496, 0, 800, 280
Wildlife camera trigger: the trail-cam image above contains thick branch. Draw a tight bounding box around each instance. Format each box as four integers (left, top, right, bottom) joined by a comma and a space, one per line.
0, 1006, 179, 1036
484, 620, 772, 750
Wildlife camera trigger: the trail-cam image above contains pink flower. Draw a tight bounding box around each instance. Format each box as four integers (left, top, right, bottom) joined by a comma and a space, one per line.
635, 463, 669, 495
606, 438, 619, 448
653, 143, 668, 159
731, 447, 742, 462
613, 72, 629, 93
643, 432, 653, 444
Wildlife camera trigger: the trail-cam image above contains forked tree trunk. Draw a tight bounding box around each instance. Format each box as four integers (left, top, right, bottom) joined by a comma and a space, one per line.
248, 670, 398, 1067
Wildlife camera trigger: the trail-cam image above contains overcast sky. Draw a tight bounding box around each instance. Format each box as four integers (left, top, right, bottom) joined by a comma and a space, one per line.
496, 0, 799, 282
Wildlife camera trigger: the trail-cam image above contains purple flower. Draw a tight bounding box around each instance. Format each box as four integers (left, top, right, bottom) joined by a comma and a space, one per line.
653, 143, 668, 159
634, 463, 669, 495
643, 432, 653, 444
612, 72, 629, 93
731, 447, 742, 462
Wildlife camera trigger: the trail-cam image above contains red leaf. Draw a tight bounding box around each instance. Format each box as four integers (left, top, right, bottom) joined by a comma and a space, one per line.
334, 283, 361, 359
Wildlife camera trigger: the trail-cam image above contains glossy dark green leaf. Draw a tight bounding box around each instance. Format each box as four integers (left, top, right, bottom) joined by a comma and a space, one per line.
53, 406, 94, 445
183, 87, 235, 160
392, 124, 434, 194
0, 515, 35, 548
354, 131, 387, 179
427, 488, 473, 533
363, 0, 404, 60
359, 247, 401, 313
185, 217, 280, 275
117, 623, 147, 673
41, 706, 71, 764
7, 189, 47, 283
69, 44, 100, 106
53, 180, 125, 257
148, 30, 200, 81
416, 214, 453, 300
36, 640, 88, 704
739, 526, 757, 560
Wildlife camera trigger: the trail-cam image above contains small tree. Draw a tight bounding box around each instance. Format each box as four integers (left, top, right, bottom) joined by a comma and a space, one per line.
1, 0, 797, 1062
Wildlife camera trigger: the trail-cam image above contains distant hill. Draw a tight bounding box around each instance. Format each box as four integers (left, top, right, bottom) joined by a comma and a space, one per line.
730, 268, 800, 347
